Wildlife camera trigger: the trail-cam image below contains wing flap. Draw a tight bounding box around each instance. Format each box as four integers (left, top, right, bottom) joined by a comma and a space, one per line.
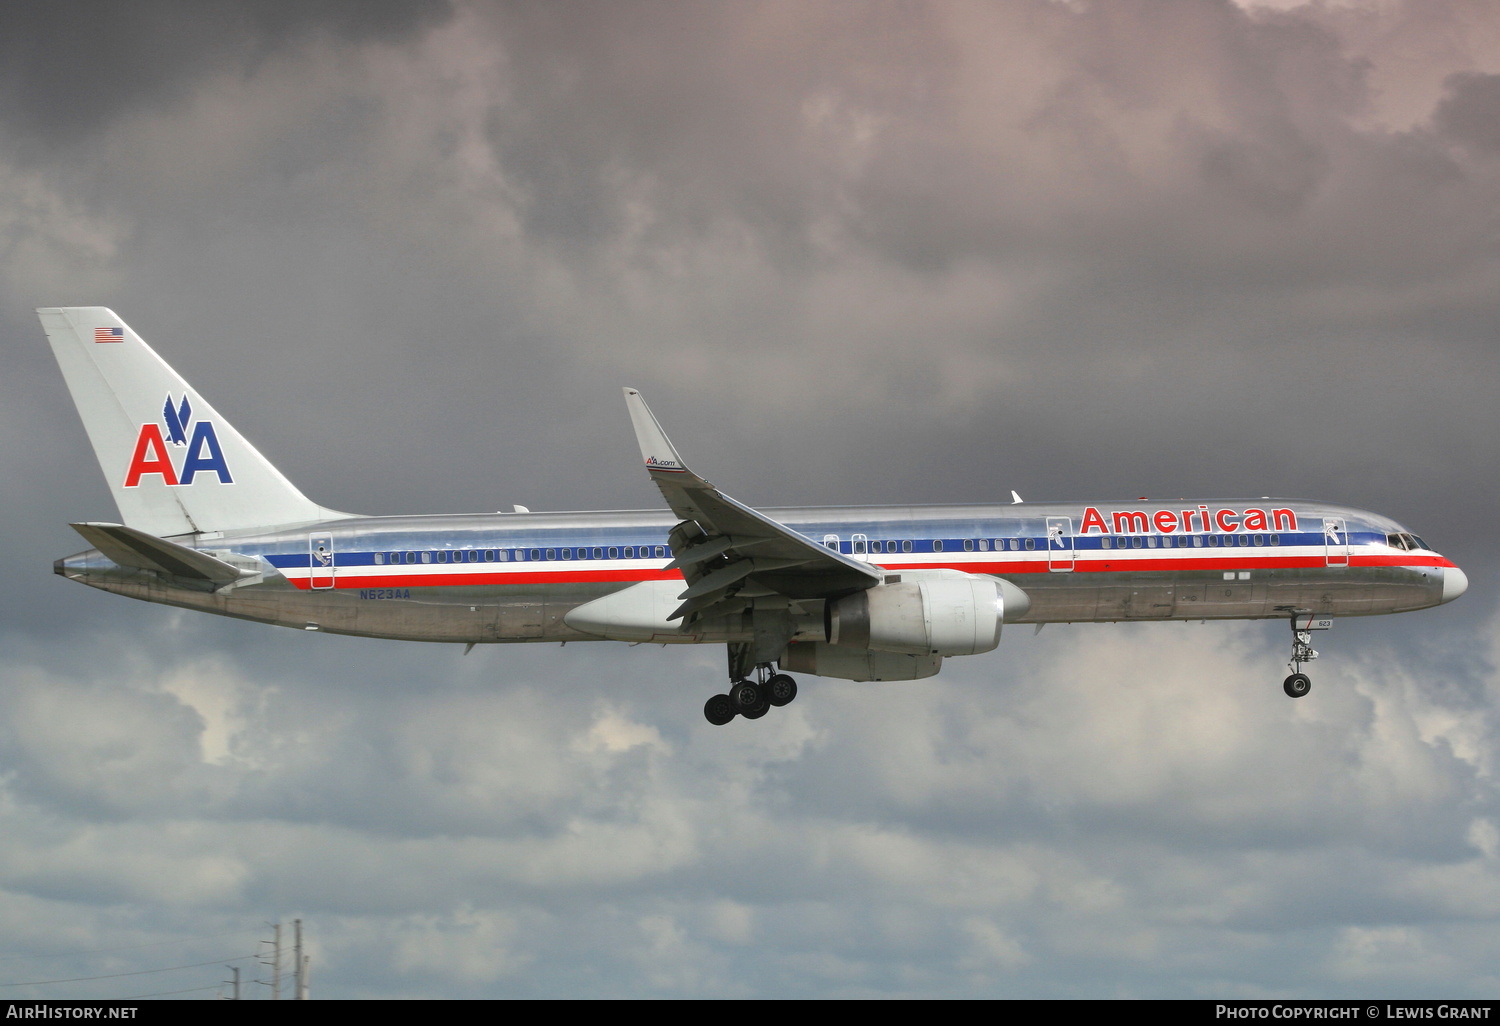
623, 389, 881, 627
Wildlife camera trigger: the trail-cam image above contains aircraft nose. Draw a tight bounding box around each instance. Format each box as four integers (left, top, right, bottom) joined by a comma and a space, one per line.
1442, 565, 1469, 604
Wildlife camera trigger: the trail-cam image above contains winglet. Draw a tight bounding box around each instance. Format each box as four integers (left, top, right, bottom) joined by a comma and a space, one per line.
623, 388, 694, 479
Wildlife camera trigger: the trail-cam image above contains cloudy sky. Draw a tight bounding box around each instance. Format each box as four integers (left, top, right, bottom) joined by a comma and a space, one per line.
2, 0, 1499, 999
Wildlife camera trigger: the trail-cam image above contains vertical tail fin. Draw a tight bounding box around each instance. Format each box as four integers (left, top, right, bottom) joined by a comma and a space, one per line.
38, 307, 349, 536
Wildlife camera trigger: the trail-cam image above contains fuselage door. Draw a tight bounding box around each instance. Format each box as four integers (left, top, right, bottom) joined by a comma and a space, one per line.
1046, 516, 1075, 572
1323, 517, 1349, 568
851, 533, 869, 562
309, 533, 335, 589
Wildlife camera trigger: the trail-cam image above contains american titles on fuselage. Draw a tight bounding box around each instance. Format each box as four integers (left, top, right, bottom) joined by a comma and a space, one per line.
1080, 505, 1296, 535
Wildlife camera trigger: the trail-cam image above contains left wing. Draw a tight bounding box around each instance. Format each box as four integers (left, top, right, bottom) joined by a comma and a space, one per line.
623, 388, 882, 625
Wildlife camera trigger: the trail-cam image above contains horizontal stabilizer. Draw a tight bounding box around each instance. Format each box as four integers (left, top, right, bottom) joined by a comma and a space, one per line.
70, 522, 251, 585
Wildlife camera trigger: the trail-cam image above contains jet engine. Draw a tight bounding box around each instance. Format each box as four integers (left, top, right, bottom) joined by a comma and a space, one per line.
780, 572, 1028, 682
825, 570, 1029, 656
778, 642, 943, 682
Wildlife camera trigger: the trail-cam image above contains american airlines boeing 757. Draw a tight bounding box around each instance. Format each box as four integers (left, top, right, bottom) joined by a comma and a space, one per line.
41, 308, 1468, 724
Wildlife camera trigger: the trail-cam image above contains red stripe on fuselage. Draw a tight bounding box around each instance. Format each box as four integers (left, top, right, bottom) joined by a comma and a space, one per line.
280, 551, 1454, 590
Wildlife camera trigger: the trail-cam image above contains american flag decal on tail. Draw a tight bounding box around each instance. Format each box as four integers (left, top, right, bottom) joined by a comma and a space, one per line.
94, 327, 123, 343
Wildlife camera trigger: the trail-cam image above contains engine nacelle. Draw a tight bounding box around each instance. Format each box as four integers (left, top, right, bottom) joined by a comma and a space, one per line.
825, 571, 1028, 657
779, 642, 942, 682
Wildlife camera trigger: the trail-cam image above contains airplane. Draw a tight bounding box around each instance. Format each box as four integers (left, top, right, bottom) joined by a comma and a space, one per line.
40, 307, 1469, 725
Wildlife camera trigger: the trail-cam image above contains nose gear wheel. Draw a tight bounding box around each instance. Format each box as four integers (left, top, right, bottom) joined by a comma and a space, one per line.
1277, 609, 1326, 699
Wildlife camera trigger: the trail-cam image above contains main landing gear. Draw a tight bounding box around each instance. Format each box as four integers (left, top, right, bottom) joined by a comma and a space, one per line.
1281, 610, 1330, 699
704, 665, 799, 725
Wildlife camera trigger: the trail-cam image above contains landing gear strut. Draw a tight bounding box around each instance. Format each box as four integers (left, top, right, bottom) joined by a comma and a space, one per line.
1281, 610, 1330, 699
705, 665, 799, 725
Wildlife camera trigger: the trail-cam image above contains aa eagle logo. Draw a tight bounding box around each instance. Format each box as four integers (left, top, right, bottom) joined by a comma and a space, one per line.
123, 393, 233, 487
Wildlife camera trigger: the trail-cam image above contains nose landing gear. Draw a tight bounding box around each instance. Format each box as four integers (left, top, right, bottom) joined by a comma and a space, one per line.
1280, 610, 1330, 699
1283, 672, 1312, 698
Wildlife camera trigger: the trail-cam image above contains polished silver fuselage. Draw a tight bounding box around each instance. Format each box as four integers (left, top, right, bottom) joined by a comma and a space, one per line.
56, 498, 1460, 645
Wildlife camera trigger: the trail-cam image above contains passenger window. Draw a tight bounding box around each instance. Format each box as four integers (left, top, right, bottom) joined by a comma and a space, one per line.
405, 551, 416, 564
609, 547, 619, 559
1101, 537, 1112, 549
1238, 535, 1249, 546
933, 540, 944, 552
1270, 535, 1280, 546
1024, 538, 1035, 550
421, 551, 432, 563
545, 549, 555, 560
1193, 536, 1204, 548
374, 553, 384, 565
964, 539, 974, 552
593, 547, 603, 559
902, 540, 913, 553
562, 548, 573, 560
656, 546, 666, 557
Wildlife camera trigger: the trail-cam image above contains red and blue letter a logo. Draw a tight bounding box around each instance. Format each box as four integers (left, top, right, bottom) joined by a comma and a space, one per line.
123, 394, 232, 487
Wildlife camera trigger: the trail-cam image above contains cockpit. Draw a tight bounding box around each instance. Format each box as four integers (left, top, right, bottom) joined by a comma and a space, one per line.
1386, 532, 1431, 552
